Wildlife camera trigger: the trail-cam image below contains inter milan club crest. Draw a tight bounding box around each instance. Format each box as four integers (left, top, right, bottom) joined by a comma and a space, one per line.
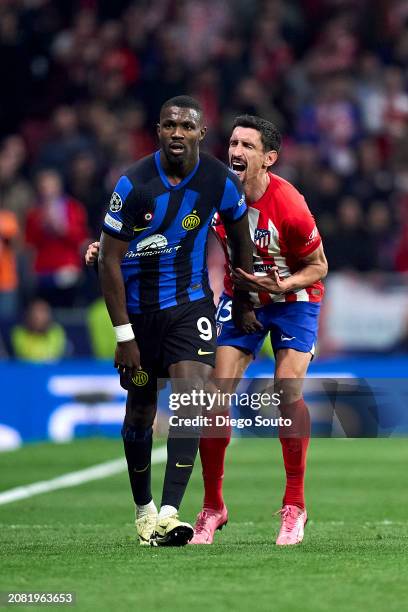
182, 210, 200, 230
254, 228, 271, 248
132, 370, 149, 386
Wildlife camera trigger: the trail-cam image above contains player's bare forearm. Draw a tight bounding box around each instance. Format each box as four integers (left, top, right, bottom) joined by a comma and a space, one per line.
233, 244, 328, 294
223, 213, 253, 274
98, 233, 130, 326
223, 214, 262, 332
98, 233, 142, 376
281, 264, 325, 292
280, 244, 328, 292
223, 213, 253, 303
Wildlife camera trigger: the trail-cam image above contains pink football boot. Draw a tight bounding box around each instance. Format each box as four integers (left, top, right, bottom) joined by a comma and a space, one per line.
275, 504, 308, 545
189, 505, 228, 544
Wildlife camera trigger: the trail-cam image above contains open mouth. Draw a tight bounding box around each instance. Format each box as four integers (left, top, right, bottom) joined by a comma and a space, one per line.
169, 142, 185, 154
231, 159, 247, 174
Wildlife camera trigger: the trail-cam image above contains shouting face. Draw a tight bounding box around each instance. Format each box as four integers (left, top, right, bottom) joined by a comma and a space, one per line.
229, 126, 277, 184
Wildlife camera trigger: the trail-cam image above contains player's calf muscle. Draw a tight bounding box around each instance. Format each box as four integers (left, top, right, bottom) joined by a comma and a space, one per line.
125, 402, 157, 429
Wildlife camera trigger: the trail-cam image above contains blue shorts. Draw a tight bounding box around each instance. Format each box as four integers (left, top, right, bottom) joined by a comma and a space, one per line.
216, 292, 321, 358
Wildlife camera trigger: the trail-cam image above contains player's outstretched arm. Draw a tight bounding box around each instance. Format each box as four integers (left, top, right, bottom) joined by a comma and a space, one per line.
232, 267, 284, 293
281, 243, 328, 291
233, 244, 328, 293
98, 232, 141, 384
223, 214, 263, 333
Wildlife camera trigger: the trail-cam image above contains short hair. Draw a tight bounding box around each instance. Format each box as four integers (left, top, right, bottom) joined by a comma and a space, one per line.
160, 95, 203, 121
232, 115, 282, 153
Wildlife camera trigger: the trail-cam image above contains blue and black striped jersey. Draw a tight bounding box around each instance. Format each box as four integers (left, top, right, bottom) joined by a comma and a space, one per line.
102, 151, 247, 313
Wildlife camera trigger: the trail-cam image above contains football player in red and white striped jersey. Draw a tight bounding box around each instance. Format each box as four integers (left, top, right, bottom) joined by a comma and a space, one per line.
192, 115, 328, 546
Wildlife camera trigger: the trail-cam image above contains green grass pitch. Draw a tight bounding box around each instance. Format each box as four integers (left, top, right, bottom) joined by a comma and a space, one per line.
1, 438, 408, 612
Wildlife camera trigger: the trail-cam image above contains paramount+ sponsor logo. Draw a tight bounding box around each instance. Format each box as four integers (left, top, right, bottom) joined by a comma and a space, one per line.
124, 234, 182, 258
137, 234, 168, 252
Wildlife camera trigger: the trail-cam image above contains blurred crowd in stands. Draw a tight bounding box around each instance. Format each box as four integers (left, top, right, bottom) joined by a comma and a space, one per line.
1, 0, 408, 358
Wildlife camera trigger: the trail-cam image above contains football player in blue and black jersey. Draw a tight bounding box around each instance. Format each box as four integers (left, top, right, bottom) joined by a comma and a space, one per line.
98, 96, 254, 546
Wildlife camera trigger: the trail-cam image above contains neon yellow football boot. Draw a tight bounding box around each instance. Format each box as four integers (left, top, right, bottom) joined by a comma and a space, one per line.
135, 511, 158, 546
152, 514, 194, 547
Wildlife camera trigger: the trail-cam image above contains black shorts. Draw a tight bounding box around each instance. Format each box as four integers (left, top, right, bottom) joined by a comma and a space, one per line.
129, 297, 217, 389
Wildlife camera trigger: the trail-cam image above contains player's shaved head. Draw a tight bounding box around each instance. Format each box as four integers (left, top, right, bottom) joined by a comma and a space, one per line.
160, 95, 203, 124
233, 115, 282, 153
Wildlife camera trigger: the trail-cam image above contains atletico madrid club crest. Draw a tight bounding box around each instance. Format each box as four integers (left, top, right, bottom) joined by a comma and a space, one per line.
254, 228, 271, 248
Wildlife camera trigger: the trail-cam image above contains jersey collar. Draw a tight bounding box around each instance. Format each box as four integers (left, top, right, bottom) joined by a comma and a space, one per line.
154, 150, 200, 190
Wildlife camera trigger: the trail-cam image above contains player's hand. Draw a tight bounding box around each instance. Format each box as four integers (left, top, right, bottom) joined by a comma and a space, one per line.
232, 267, 290, 294
232, 295, 263, 334
114, 339, 142, 390
85, 241, 100, 266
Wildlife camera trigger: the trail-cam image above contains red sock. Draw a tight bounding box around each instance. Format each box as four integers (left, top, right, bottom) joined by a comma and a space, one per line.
199, 433, 231, 511
279, 398, 310, 510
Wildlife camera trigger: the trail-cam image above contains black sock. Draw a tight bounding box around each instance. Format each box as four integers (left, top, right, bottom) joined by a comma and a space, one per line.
161, 436, 199, 509
121, 421, 153, 506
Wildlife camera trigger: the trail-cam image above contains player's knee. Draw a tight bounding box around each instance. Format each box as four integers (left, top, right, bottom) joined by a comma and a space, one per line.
173, 372, 210, 393
121, 420, 153, 442
172, 374, 212, 415
275, 374, 303, 405
125, 404, 156, 430
275, 361, 305, 379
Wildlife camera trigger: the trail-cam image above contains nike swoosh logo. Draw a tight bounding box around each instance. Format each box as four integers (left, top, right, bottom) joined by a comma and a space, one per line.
197, 348, 214, 355
176, 462, 193, 468
133, 226, 151, 232
134, 464, 150, 473
281, 335, 296, 341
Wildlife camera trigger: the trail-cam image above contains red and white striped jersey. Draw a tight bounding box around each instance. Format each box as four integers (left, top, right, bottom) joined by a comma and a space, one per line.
213, 172, 324, 306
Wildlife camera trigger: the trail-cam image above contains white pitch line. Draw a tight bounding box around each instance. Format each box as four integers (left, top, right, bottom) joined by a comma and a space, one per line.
0, 445, 167, 507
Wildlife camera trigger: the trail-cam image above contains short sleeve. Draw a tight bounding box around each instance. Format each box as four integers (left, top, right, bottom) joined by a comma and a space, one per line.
102, 175, 139, 242
216, 172, 247, 222
283, 211, 322, 259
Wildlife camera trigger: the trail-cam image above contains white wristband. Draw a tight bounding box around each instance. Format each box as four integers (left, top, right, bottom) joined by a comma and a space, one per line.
114, 323, 135, 343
